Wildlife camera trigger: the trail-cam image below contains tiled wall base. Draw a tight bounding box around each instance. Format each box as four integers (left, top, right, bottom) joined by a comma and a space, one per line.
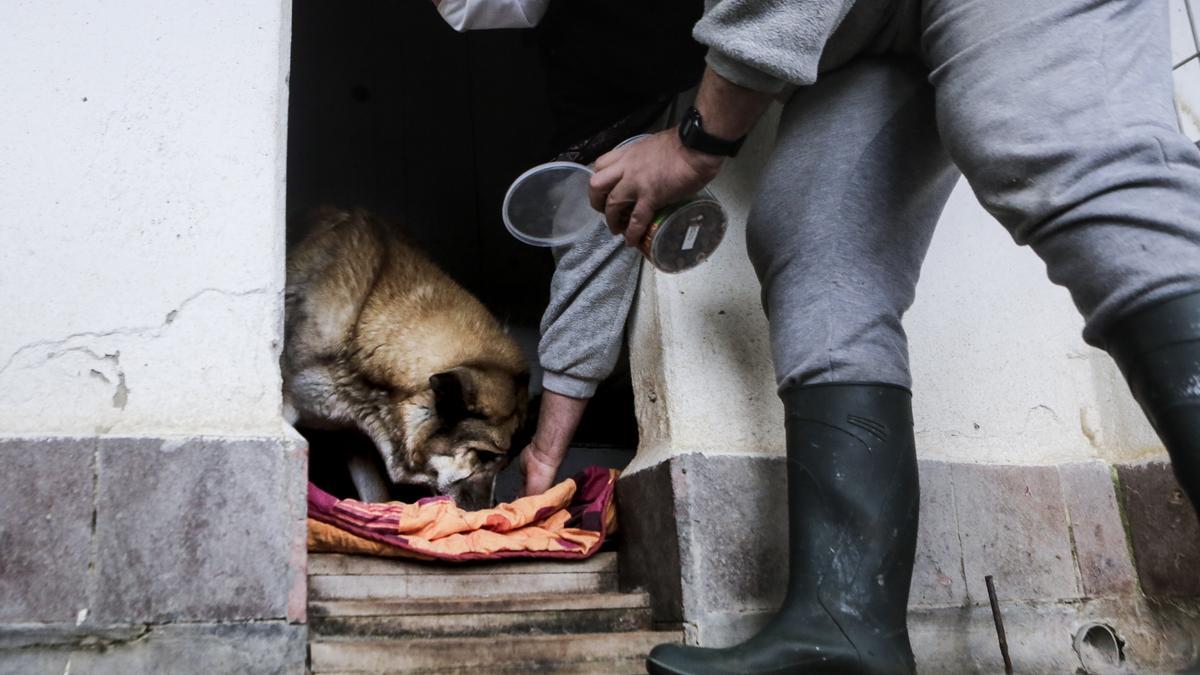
0, 622, 306, 675
701, 597, 1200, 674
1115, 460, 1200, 598
0, 435, 309, 674
618, 453, 1200, 672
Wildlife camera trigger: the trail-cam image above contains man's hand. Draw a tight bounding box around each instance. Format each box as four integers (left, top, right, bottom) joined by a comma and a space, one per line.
518, 438, 564, 498
587, 66, 774, 246
588, 130, 723, 247
517, 390, 589, 497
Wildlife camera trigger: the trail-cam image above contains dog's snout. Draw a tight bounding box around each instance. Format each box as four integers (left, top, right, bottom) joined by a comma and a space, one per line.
452, 477, 498, 511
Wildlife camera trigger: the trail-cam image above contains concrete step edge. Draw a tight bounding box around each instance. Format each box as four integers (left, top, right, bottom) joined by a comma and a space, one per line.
308, 571, 617, 601
310, 591, 650, 616
312, 659, 647, 675
309, 630, 682, 671
310, 605, 654, 639
308, 552, 617, 577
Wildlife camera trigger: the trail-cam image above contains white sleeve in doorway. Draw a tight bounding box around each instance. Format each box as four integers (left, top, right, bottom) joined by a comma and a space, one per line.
434, 0, 551, 31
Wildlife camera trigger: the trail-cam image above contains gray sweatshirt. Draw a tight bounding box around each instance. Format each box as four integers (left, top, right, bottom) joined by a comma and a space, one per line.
694, 0, 855, 93
537, 0, 841, 398
539, 223, 642, 399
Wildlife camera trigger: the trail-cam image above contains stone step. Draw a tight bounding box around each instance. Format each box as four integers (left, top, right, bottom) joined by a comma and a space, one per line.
307, 553, 619, 601
308, 552, 618, 576
310, 591, 653, 638
309, 631, 681, 674
316, 663, 646, 675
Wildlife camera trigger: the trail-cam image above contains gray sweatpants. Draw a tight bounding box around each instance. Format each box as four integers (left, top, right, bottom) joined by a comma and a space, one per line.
752, 0, 1200, 390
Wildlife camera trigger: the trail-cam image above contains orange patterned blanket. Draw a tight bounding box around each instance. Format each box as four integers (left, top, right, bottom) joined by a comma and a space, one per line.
307, 467, 619, 561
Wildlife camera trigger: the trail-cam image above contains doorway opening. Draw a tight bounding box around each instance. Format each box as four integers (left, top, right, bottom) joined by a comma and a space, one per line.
285, 0, 639, 503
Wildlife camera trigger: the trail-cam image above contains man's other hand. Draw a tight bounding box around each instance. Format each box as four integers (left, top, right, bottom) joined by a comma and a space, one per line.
518, 439, 564, 498
517, 389, 589, 497
587, 129, 723, 247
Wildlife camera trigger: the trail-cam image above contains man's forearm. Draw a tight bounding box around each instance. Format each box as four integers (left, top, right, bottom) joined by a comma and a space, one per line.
520, 389, 588, 496
692, 66, 774, 142
532, 389, 589, 455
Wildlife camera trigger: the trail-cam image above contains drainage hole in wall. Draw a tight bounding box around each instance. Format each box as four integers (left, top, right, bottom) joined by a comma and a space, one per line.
1073, 622, 1125, 674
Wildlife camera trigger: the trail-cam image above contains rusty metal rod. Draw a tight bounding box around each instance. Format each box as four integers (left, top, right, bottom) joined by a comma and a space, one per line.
985, 575, 1014, 674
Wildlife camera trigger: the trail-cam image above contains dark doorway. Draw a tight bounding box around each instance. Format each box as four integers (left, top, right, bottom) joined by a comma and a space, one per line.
285, 0, 637, 502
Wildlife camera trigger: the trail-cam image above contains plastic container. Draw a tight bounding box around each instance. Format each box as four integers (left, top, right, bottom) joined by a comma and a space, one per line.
502, 161, 597, 247
501, 141, 727, 272
617, 134, 727, 272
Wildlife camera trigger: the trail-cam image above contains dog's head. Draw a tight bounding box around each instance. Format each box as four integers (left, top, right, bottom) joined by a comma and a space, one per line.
386, 365, 529, 510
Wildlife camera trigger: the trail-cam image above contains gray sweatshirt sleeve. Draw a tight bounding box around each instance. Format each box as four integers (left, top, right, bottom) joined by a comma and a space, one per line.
537, 0, 847, 397
693, 0, 856, 93
538, 222, 642, 399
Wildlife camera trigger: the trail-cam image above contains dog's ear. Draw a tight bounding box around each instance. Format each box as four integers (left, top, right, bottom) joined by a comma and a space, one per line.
429, 367, 479, 424
512, 370, 532, 429
514, 370, 531, 404
508, 390, 539, 459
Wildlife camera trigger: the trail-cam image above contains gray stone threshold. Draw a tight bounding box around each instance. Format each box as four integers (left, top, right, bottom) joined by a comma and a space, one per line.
0, 621, 306, 675
0, 435, 309, 674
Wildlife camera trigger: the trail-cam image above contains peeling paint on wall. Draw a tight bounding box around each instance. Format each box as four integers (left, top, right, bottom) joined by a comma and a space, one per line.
0, 288, 281, 436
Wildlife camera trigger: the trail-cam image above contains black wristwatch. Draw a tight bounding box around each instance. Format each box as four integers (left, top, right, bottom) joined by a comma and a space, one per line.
678, 106, 746, 158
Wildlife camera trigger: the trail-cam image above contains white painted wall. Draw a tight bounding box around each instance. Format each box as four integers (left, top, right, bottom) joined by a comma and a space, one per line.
905, 183, 1158, 464
0, 1, 292, 437
627, 108, 783, 473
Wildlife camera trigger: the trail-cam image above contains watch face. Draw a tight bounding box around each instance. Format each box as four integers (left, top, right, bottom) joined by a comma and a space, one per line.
681, 108, 702, 144
679, 106, 740, 157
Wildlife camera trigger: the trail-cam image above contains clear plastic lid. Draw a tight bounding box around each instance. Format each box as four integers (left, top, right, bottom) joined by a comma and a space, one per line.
502, 161, 600, 247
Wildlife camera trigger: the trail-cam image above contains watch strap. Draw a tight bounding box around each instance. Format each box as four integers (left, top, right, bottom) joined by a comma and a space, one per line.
678, 106, 746, 158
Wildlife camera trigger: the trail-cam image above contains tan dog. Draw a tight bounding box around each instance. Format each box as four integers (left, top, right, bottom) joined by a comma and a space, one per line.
282, 207, 529, 508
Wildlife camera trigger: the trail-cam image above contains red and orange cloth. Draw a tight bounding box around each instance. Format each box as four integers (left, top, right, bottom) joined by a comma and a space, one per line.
307, 467, 618, 562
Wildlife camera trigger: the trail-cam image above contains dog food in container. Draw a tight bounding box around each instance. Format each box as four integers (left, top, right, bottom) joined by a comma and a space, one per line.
635, 190, 726, 273
502, 142, 728, 273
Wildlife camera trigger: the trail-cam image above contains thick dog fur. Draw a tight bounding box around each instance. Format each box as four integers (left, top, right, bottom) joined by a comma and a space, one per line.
283, 207, 528, 508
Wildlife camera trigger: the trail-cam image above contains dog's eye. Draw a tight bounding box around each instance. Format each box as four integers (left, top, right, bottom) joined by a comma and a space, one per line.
361, 375, 395, 396
469, 448, 502, 463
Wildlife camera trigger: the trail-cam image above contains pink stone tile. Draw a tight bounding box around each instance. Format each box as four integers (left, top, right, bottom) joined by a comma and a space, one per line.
911, 460, 967, 608
952, 464, 1080, 604
1057, 461, 1137, 597
1116, 460, 1200, 597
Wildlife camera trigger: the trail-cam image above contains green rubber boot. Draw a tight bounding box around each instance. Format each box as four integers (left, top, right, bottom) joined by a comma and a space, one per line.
647, 383, 920, 675
1106, 291, 1200, 513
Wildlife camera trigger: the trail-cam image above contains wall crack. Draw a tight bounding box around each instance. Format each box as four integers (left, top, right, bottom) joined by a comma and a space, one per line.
0, 287, 269, 378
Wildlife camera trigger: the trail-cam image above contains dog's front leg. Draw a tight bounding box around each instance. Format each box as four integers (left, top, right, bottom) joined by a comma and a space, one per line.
347, 445, 392, 502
